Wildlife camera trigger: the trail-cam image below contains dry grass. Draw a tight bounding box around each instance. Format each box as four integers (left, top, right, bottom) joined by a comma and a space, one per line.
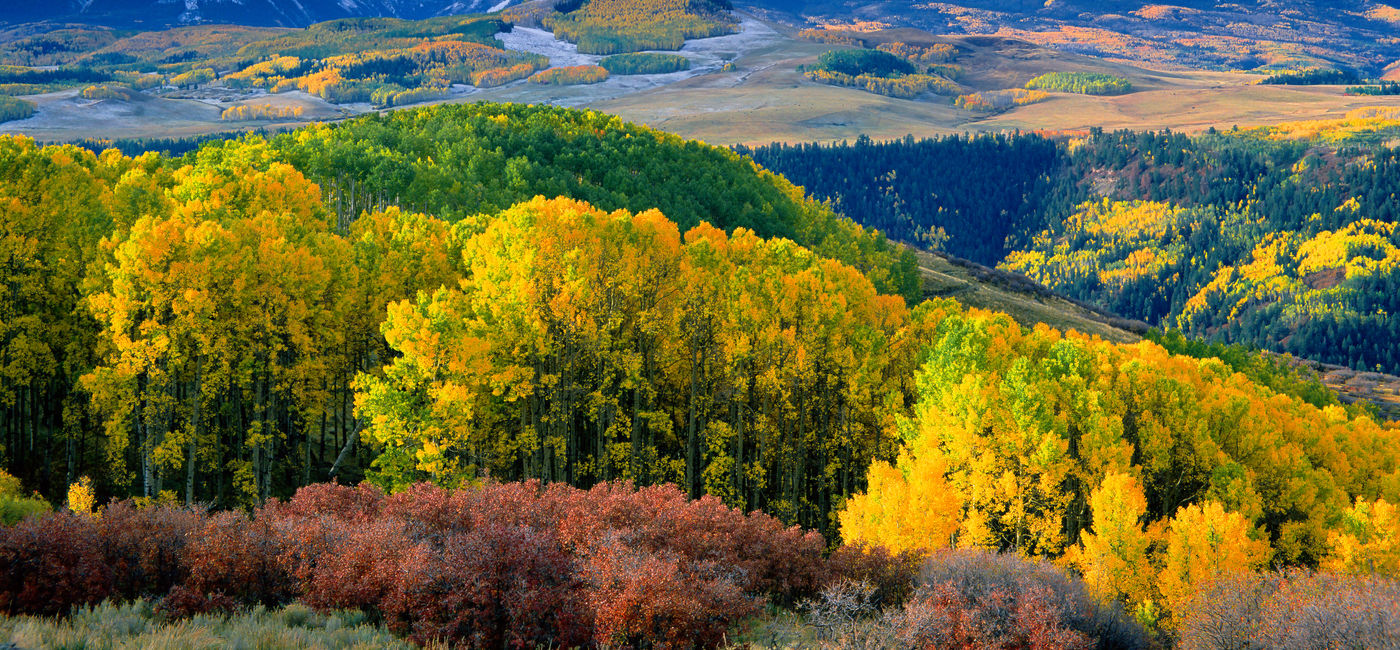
0, 600, 419, 650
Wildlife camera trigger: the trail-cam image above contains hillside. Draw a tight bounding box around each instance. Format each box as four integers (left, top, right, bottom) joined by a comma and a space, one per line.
0, 0, 500, 28
765, 0, 1400, 73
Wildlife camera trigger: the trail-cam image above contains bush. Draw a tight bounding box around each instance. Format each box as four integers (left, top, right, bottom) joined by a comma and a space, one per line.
891, 550, 1149, 650
0, 513, 111, 616
169, 510, 294, 615
1180, 569, 1400, 649
600, 52, 691, 74
827, 543, 923, 608
98, 502, 203, 600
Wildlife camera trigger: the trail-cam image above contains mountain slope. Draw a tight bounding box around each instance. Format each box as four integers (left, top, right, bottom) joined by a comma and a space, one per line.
0, 0, 502, 28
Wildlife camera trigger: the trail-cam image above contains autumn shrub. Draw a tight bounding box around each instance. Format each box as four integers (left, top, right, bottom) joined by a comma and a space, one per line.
167, 510, 294, 615
382, 523, 589, 647
584, 536, 753, 648
545, 481, 829, 603
98, 501, 203, 600
1179, 569, 1400, 650
827, 543, 923, 608
0, 512, 111, 616
890, 549, 1149, 650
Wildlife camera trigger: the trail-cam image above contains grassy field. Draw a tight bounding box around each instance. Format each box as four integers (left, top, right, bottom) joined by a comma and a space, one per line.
0, 601, 418, 650
592, 21, 1400, 145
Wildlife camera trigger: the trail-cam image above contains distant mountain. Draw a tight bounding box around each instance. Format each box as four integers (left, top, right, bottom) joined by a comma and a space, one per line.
0, 0, 506, 28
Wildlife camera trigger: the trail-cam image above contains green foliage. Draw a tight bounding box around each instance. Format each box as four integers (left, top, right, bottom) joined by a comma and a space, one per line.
0, 96, 35, 123
1261, 68, 1362, 85
599, 52, 691, 74
1347, 82, 1400, 95
1025, 71, 1133, 95
255, 103, 919, 299
813, 49, 915, 78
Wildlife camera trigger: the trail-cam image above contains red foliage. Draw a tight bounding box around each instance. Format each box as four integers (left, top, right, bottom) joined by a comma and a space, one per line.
888, 550, 1145, 650
383, 524, 590, 647
98, 502, 203, 599
0, 512, 112, 616
0, 480, 846, 648
827, 542, 923, 607
175, 510, 295, 613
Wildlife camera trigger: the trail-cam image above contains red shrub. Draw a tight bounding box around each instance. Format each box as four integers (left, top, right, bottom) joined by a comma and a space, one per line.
889, 550, 1146, 650
584, 536, 756, 649
276, 482, 386, 523
98, 501, 204, 599
0, 512, 112, 616
827, 543, 923, 607
282, 516, 414, 613
547, 481, 829, 602
381, 523, 590, 648
172, 510, 294, 614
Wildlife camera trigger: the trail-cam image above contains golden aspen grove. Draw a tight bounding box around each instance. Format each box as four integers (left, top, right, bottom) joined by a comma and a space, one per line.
2, 99, 1400, 648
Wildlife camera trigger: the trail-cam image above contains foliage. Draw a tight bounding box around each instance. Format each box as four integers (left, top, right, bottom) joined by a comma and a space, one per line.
804, 68, 959, 98
542, 0, 736, 55
0, 480, 845, 647
220, 103, 306, 121
746, 128, 1400, 375
1324, 496, 1400, 576
0, 96, 35, 123
875, 41, 958, 65
737, 133, 1061, 265
79, 83, 135, 100
814, 49, 915, 78
955, 88, 1049, 112
838, 308, 1400, 622
1347, 81, 1400, 95
0, 102, 916, 511
1259, 68, 1362, 85
257, 103, 919, 299
168, 67, 214, 88
65, 477, 96, 517
1179, 569, 1400, 649
599, 52, 690, 74
355, 196, 923, 533
1025, 71, 1134, 95
528, 65, 609, 85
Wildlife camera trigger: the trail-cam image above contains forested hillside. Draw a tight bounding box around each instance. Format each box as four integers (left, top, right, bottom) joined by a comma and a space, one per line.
4, 101, 1400, 647
0, 103, 916, 533
741, 118, 1400, 375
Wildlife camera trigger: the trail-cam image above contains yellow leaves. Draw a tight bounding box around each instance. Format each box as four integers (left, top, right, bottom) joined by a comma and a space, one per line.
1073, 472, 1153, 611
1324, 497, 1400, 577
840, 450, 961, 555
66, 476, 98, 518
1158, 501, 1268, 626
